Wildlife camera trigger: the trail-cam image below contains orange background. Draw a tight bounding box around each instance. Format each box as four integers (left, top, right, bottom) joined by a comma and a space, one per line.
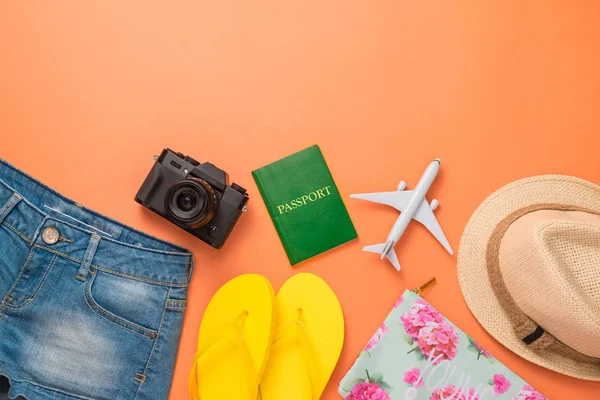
1, 2, 599, 399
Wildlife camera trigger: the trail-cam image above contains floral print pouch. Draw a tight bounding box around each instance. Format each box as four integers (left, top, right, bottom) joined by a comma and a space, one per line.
339, 290, 546, 400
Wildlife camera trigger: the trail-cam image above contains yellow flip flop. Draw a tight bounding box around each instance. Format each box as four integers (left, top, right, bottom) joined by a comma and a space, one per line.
260, 273, 345, 400
189, 274, 275, 400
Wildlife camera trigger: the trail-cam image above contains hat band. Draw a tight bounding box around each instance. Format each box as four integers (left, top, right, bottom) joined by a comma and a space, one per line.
486, 203, 600, 362
522, 325, 545, 345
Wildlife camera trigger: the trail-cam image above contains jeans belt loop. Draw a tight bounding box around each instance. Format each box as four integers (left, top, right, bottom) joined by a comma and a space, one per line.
0, 193, 22, 225
76, 234, 101, 282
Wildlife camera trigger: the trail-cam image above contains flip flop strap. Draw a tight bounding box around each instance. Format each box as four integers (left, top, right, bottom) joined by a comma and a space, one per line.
274, 319, 321, 399
189, 317, 257, 400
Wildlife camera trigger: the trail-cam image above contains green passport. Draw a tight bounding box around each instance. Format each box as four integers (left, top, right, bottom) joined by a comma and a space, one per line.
252, 145, 358, 265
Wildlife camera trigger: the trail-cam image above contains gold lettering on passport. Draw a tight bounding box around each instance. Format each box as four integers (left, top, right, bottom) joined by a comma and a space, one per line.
277, 185, 333, 214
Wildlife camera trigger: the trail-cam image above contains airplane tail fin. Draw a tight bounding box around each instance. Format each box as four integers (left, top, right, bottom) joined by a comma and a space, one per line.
363, 243, 401, 271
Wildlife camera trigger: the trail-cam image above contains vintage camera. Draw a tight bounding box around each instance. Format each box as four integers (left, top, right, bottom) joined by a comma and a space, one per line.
135, 149, 249, 249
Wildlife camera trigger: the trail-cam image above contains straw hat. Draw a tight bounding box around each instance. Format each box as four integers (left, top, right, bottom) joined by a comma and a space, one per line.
458, 175, 600, 380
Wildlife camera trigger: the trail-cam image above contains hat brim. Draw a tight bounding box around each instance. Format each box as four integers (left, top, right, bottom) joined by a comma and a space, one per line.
458, 175, 600, 380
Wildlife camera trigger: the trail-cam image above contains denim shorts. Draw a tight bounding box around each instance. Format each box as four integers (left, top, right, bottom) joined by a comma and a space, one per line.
0, 159, 193, 400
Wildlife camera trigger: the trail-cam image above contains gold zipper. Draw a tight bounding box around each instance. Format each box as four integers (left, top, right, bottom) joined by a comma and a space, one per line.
413, 277, 436, 296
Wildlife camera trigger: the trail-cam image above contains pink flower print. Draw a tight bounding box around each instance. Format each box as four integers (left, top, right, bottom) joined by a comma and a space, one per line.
400, 299, 444, 340
491, 374, 511, 396
364, 323, 388, 352
403, 367, 424, 389
414, 321, 459, 364
430, 385, 480, 400
346, 382, 391, 400
394, 295, 404, 308
466, 389, 481, 400
515, 385, 545, 400
475, 341, 494, 360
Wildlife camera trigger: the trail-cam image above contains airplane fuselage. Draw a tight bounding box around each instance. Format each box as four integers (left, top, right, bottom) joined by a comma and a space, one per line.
381, 159, 440, 258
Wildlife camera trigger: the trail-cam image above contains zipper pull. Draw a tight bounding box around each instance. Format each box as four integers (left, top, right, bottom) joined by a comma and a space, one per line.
413, 277, 436, 296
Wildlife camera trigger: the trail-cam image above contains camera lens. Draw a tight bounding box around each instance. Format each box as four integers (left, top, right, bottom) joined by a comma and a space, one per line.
166, 178, 217, 228
177, 191, 197, 211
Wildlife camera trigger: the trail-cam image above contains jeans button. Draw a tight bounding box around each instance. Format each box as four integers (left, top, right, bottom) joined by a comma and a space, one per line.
42, 226, 60, 245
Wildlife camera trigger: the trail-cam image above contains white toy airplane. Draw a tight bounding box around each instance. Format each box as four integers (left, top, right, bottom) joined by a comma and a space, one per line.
350, 159, 453, 271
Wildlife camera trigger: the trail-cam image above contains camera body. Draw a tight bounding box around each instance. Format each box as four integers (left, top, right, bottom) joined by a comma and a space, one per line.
135, 149, 249, 249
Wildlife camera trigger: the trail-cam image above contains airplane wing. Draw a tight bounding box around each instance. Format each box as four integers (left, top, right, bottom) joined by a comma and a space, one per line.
413, 200, 453, 255
350, 190, 414, 212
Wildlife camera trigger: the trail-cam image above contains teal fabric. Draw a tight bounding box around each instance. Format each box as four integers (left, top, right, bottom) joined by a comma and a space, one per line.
339, 290, 546, 400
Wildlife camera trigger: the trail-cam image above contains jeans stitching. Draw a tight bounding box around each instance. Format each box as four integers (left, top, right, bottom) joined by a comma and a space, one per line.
83, 270, 157, 339
0, 194, 21, 224
134, 287, 171, 397
165, 299, 187, 312
34, 245, 82, 264
3, 247, 37, 302
5, 254, 59, 310
133, 373, 146, 384
1, 374, 94, 400
75, 234, 100, 280
31, 215, 49, 245
0, 247, 36, 322
92, 265, 187, 287
1, 221, 31, 244
34, 245, 189, 287
0, 159, 191, 255
83, 285, 152, 339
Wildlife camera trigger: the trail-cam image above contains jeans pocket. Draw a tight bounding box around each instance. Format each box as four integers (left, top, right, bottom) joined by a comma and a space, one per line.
3, 246, 58, 310
83, 269, 169, 339
0, 222, 31, 300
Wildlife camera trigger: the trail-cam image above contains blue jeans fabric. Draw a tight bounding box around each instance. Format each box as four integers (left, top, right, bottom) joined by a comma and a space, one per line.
0, 159, 193, 400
